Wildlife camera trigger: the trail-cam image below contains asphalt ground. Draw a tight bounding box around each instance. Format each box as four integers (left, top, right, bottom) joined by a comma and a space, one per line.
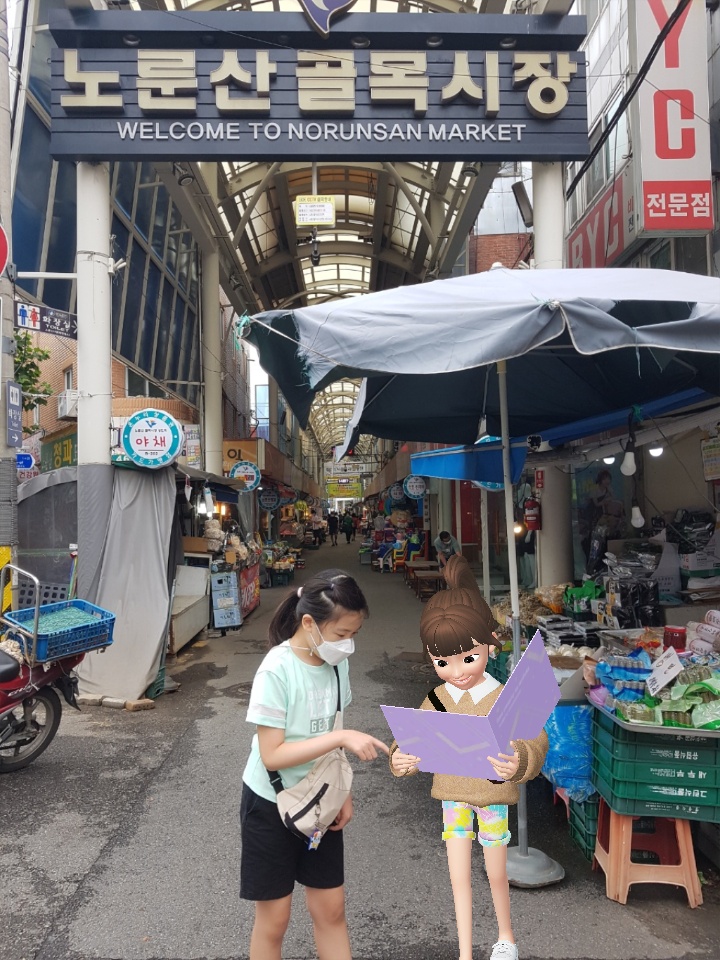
1, 537, 719, 960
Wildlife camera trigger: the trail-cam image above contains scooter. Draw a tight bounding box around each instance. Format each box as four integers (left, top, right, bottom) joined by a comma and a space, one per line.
0, 564, 114, 774
0, 646, 82, 772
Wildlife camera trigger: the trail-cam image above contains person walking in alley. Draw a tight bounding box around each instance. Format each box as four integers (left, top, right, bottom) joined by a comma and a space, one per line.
341, 511, 354, 544
240, 571, 389, 960
351, 513, 359, 541
328, 511, 339, 546
311, 510, 323, 547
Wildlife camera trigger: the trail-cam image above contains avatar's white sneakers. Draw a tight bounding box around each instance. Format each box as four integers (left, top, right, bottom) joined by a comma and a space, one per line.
490, 941, 518, 960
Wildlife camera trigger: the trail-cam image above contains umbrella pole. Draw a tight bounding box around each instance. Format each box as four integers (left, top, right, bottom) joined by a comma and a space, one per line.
481, 487, 490, 603
497, 360, 564, 889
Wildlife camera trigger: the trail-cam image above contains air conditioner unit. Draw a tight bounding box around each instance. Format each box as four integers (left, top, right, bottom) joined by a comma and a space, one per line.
57, 389, 80, 420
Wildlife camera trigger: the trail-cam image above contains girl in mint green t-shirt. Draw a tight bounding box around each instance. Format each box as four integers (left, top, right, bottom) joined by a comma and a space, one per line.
241, 568, 389, 960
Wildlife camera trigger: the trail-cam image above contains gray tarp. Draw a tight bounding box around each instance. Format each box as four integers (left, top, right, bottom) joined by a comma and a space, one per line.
78, 467, 176, 701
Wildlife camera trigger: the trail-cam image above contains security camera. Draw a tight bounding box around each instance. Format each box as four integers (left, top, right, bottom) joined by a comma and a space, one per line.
527, 435, 543, 451
311, 251, 321, 267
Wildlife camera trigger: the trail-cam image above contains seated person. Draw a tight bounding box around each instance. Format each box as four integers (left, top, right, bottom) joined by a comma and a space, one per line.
434, 530, 461, 567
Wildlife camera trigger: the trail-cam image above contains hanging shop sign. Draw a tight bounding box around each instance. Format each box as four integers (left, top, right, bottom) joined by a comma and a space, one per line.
295, 196, 336, 227
402, 475, 426, 500
48, 13, 588, 163
41, 431, 77, 472
389, 483, 405, 502
701, 438, 720, 483
121, 408, 183, 469
258, 487, 281, 510
230, 459, 262, 491
326, 477, 363, 499
280, 490, 298, 506
631, 0, 713, 234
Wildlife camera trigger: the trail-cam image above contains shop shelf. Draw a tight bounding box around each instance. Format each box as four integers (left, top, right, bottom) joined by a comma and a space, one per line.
592, 755, 720, 806
3, 599, 115, 662
593, 766, 720, 823
593, 737, 720, 787
569, 819, 595, 861
592, 717, 719, 766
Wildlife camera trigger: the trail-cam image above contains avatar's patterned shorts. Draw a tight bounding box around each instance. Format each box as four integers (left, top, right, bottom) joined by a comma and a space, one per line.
441, 801, 511, 847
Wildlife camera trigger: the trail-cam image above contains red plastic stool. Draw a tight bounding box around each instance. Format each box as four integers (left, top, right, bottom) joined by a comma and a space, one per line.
553, 787, 570, 820
593, 798, 702, 908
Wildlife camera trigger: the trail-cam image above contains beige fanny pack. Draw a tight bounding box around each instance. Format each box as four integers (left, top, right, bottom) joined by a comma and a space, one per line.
267, 665, 353, 848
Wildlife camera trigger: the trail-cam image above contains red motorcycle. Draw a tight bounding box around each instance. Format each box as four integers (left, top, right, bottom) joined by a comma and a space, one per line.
0, 647, 83, 772
0, 565, 115, 773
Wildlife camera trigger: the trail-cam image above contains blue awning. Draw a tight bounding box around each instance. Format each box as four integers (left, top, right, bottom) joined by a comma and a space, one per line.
410, 389, 711, 486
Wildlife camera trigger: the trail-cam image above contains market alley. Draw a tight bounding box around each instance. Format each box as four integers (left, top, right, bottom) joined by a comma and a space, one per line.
1, 538, 718, 960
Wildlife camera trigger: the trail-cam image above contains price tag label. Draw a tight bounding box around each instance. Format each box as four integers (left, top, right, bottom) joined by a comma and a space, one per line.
646, 646, 684, 697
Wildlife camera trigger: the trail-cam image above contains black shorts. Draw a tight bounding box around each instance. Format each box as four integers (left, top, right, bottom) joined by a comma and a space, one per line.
240, 783, 344, 901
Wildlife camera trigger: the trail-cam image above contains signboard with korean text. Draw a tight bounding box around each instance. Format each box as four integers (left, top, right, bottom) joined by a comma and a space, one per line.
41, 431, 77, 472
325, 459, 371, 476
631, 0, 713, 235
230, 459, 262, 491
121, 408, 183, 469
326, 476, 363, 499
14, 301, 78, 340
295, 195, 336, 226
181, 424, 202, 468
6, 381, 22, 448
567, 162, 637, 268
701, 438, 720, 483
258, 487, 281, 510
389, 482, 405, 501
48, 12, 588, 163
403, 475, 426, 499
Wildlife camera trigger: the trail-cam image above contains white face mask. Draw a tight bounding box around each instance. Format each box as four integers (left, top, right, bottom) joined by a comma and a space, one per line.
309, 624, 355, 665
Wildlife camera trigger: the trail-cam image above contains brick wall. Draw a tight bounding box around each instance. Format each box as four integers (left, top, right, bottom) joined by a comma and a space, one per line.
468, 232, 532, 273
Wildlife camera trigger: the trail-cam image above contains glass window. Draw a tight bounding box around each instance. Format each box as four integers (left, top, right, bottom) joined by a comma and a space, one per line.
153, 279, 174, 381
12, 110, 52, 298
28, 0, 66, 110
148, 381, 165, 399
44, 160, 77, 312
127, 369, 146, 396
648, 241, 671, 270
674, 236, 708, 276
151, 187, 169, 259
114, 163, 137, 219
168, 295, 186, 385
165, 203, 183, 276
111, 217, 130, 350
586, 124, 604, 201
121, 240, 146, 364
604, 92, 629, 181
138, 261, 161, 374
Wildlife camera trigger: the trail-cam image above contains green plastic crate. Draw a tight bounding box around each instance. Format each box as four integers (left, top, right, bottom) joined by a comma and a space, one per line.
593, 755, 719, 806
569, 819, 595, 861
592, 717, 719, 766
569, 795, 599, 831
593, 737, 720, 788
145, 665, 165, 700
486, 651, 509, 684
593, 766, 720, 822
593, 709, 717, 751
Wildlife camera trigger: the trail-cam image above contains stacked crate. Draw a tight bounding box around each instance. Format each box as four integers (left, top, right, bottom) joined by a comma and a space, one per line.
568, 795, 600, 861
591, 709, 720, 822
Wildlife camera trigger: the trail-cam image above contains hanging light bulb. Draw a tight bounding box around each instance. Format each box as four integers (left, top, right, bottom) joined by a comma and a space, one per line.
620, 437, 637, 476
513, 520, 525, 536
648, 445, 664, 457
197, 497, 207, 515
602, 456, 616, 465
631, 502, 645, 529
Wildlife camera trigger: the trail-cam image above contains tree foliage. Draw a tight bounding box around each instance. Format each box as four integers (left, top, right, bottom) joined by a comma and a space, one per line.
14, 332, 53, 424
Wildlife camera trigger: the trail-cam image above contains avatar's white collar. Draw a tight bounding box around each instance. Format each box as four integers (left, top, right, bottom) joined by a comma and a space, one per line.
445, 673, 500, 705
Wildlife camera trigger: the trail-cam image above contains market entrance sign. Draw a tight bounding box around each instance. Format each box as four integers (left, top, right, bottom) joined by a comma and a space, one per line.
48, 12, 588, 163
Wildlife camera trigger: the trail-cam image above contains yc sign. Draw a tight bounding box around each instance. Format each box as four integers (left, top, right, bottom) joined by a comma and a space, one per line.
635, 0, 713, 233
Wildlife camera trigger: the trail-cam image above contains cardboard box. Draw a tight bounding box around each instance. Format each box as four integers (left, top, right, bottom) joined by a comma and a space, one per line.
679, 551, 720, 572
224, 548, 237, 566
183, 536, 209, 554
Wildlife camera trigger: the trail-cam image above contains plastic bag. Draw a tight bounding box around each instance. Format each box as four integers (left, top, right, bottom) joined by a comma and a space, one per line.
542, 704, 595, 802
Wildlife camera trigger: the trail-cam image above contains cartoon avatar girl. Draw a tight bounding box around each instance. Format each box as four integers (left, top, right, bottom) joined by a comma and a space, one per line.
389, 593, 548, 960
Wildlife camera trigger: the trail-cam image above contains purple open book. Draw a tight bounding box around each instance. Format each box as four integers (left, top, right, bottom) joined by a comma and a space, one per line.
381, 632, 560, 779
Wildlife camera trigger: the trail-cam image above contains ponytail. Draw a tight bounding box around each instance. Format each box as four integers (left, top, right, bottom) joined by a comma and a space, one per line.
267, 568, 369, 647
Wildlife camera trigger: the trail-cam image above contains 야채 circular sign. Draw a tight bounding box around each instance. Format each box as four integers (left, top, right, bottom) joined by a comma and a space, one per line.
403, 475, 426, 499
258, 487, 281, 511
121, 408, 183, 469
229, 460, 262, 491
